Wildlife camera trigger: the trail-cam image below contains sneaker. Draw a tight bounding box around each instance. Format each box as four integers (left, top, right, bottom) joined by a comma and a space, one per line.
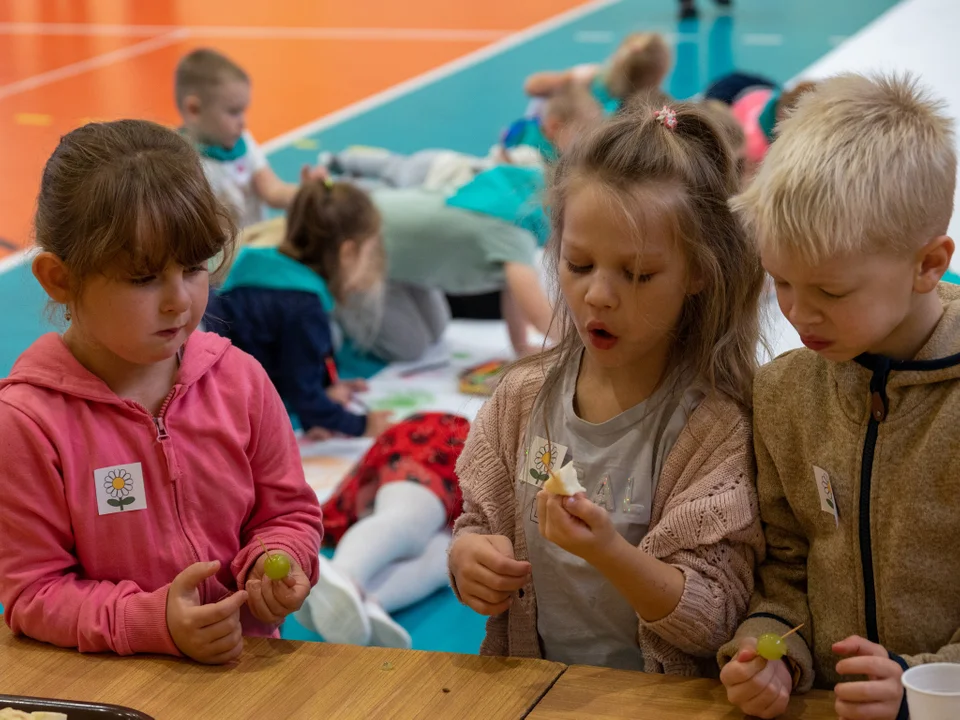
365, 600, 412, 650
298, 556, 371, 645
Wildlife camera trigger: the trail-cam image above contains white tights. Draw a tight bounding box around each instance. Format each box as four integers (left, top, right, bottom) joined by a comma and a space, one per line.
332, 481, 451, 612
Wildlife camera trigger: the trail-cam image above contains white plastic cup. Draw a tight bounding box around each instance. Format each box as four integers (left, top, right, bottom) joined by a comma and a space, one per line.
901, 663, 960, 720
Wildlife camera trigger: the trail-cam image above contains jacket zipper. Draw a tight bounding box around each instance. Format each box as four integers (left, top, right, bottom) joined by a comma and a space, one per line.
859, 357, 891, 644
153, 416, 169, 441
148, 388, 205, 602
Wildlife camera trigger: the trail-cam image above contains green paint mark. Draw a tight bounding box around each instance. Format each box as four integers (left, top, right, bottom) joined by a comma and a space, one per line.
371, 390, 436, 411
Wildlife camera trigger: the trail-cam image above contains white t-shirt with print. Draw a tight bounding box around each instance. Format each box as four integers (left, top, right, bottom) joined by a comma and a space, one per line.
519, 351, 704, 670
199, 130, 269, 228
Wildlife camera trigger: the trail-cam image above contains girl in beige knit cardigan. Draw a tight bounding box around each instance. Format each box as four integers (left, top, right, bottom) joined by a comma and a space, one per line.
449, 101, 767, 675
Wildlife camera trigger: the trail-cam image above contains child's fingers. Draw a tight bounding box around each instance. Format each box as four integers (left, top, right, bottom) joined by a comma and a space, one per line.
192, 590, 248, 628
467, 563, 527, 593
721, 655, 769, 687
833, 635, 885, 658
259, 578, 289, 619
272, 578, 309, 612
204, 625, 244, 658
561, 494, 602, 525
836, 655, 901, 679
478, 549, 531, 578
727, 663, 787, 716
245, 581, 281, 625
463, 577, 513, 605
752, 685, 791, 720
197, 613, 242, 644
204, 638, 245, 666
465, 592, 512, 616
834, 679, 903, 704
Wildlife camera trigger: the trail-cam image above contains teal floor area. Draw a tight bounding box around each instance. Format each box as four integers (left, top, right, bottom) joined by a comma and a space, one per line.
0, 0, 903, 653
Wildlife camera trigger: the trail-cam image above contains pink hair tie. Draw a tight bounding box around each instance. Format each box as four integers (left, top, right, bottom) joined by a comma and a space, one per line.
654, 105, 678, 130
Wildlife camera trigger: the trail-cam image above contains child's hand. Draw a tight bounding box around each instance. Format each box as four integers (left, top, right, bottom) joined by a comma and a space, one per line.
449, 534, 531, 616
536, 491, 616, 563
720, 637, 792, 718
244, 551, 311, 625
303, 426, 335, 443
833, 636, 905, 720
300, 164, 328, 184
166, 561, 248, 665
363, 410, 394, 438
327, 379, 370, 407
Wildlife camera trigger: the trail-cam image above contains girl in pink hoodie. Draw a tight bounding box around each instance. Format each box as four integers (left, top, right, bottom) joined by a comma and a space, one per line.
0, 120, 323, 665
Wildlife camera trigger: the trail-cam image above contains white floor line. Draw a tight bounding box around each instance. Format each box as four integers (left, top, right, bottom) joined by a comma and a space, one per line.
0, 22, 510, 42
0, 248, 34, 275
261, 0, 622, 153
0, 29, 189, 101
742, 33, 784, 46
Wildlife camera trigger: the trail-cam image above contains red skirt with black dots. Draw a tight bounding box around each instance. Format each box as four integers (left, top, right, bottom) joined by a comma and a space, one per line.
320, 412, 470, 545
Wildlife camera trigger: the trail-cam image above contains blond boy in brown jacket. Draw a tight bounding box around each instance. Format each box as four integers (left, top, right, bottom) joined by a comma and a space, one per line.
718, 73, 960, 720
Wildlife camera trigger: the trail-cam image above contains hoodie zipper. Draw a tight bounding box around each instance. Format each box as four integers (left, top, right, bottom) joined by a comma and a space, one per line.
146, 387, 204, 601
859, 357, 891, 644
153, 416, 169, 442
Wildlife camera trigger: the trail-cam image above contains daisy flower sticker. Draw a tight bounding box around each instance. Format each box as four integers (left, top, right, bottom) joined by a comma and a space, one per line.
103, 469, 137, 509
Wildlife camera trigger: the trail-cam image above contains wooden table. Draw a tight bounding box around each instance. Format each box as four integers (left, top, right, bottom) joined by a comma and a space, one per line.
0, 627, 564, 719
527, 665, 838, 719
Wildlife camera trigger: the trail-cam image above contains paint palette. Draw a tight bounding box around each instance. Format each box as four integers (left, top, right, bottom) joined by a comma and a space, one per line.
458, 359, 508, 396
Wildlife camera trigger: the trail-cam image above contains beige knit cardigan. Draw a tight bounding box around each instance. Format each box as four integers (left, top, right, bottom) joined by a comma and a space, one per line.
451, 362, 765, 676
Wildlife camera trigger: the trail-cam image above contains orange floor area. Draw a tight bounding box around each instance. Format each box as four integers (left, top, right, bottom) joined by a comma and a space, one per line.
0, 0, 589, 254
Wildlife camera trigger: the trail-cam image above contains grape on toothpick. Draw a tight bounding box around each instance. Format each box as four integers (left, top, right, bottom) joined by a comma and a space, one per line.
257, 536, 291, 581
756, 624, 804, 661
756, 633, 786, 661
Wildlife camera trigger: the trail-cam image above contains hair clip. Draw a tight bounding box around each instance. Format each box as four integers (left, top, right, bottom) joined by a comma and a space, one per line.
654, 105, 678, 130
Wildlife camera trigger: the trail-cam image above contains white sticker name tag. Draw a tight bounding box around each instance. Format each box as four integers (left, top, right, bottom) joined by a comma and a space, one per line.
94, 462, 148, 515
523, 436, 568, 487
813, 465, 839, 526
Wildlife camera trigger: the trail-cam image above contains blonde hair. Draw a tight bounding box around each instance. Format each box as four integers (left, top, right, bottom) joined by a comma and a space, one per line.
543, 81, 603, 129
518, 100, 764, 409
174, 48, 249, 109
775, 81, 817, 124
607, 32, 672, 101
734, 72, 956, 264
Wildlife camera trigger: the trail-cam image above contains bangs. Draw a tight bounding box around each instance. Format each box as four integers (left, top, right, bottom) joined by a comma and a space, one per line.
80, 145, 235, 277
593, 178, 688, 262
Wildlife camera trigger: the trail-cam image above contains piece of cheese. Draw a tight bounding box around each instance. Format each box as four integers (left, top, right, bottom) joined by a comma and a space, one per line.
542, 462, 585, 496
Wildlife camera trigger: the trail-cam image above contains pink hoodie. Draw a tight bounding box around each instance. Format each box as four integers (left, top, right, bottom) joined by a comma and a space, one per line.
0, 332, 322, 656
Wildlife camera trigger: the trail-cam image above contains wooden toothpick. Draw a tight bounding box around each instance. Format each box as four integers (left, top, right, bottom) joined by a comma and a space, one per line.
780, 623, 804, 640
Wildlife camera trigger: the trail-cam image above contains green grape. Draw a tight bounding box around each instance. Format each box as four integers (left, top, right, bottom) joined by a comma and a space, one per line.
264, 553, 291, 581
756, 633, 786, 661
